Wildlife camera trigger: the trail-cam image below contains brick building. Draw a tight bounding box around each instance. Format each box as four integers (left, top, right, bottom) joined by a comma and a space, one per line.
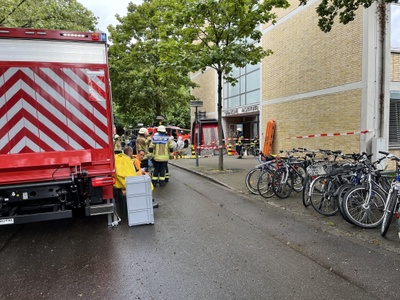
190, 1, 400, 159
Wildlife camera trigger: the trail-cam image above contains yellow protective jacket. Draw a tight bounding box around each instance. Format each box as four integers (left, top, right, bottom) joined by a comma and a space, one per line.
236, 132, 244, 145
114, 153, 137, 190
136, 135, 146, 152
135, 135, 153, 160
149, 133, 174, 162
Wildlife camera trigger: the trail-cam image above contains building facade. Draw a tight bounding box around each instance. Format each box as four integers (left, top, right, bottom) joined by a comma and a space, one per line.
190, 1, 400, 159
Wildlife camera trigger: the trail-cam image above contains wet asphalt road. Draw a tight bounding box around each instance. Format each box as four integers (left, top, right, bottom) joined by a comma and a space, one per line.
0, 165, 399, 300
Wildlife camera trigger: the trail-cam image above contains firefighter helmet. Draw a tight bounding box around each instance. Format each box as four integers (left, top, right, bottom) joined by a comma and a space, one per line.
157, 125, 166, 133
139, 127, 148, 135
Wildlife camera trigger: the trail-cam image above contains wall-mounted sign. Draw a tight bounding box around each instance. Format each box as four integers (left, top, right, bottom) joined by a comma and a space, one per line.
222, 105, 259, 116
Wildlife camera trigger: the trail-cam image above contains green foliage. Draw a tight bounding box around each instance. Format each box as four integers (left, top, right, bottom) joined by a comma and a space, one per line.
299, 0, 398, 32
155, 0, 290, 170
108, 0, 196, 129
156, 0, 290, 82
0, 0, 97, 31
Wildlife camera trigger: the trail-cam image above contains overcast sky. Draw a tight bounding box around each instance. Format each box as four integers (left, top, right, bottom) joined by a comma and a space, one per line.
78, 0, 143, 34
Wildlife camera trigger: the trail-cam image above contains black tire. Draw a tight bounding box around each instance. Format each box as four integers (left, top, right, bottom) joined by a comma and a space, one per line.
245, 168, 262, 194
292, 165, 306, 192
310, 176, 339, 216
337, 183, 357, 224
343, 186, 386, 228
381, 191, 397, 237
257, 169, 275, 198
272, 167, 293, 199
302, 175, 312, 207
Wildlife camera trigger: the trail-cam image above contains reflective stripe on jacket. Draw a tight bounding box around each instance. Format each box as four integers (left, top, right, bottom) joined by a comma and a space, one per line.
150, 133, 173, 162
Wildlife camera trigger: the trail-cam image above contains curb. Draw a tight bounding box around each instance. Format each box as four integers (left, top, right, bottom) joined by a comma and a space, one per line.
169, 161, 236, 191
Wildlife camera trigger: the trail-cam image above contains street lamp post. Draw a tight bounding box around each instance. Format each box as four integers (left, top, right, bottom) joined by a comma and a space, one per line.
190, 101, 203, 167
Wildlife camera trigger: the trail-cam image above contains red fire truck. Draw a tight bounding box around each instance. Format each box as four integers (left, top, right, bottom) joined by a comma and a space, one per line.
148, 125, 191, 148
0, 28, 117, 225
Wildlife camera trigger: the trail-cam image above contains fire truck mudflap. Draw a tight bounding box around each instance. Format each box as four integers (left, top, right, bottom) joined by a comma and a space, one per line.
0, 28, 118, 226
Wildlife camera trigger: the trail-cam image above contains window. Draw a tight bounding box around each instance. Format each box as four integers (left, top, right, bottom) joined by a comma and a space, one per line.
223, 63, 260, 108
391, 4, 400, 50
389, 91, 400, 147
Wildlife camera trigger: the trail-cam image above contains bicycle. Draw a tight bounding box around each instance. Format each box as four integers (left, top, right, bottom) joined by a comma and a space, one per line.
341, 153, 392, 228
379, 151, 400, 239
256, 156, 283, 198
304, 149, 352, 209
308, 160, 356, 216
245, 154, 278, 194
271, 149, 307, 199
246, 139, 260, 157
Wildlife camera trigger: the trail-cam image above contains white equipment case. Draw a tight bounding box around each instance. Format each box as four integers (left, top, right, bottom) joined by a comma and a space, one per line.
125, 175, 154, 226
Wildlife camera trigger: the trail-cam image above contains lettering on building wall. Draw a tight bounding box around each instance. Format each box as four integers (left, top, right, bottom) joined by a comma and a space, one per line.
222, 105, 259, 116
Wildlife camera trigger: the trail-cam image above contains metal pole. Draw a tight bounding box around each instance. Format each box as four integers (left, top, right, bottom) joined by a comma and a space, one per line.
195, 107, 199, 167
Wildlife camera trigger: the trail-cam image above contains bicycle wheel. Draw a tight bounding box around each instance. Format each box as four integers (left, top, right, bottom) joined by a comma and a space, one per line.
302, 176, 312, 207
337, 183, 357, 224
302, 175, 314, 207
245, 168, 262, 194
257, 169, 275, 198
292, 165, 306, 192
310, 176, 339, 216
272, 167, 293, 199
343, 186, 386, 228
381, 191, 398, 237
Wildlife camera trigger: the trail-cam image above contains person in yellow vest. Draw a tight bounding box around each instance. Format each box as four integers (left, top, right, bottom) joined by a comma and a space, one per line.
114, 134, 121, 153
114, 146, 137, 194
236, 128, 244, 159
136, 127, 153, 170
148, 125, 174, 187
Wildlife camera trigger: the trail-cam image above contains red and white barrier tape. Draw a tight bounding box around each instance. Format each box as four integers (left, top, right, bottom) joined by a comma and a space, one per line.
286, 130, 371, 139
224, 137, 253, 141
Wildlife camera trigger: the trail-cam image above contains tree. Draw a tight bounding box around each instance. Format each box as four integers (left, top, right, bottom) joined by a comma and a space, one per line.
155, 0, 290, 170
299, 0, 398, 33
0, 0, 97, 31
107, 0, 196, 129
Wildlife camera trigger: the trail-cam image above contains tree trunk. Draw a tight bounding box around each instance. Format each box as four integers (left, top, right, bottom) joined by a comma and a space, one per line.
377, 1, 387, 138
217, 69, 224, 171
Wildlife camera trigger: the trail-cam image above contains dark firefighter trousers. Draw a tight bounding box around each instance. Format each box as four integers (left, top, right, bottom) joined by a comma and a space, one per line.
152, 160, 167, 186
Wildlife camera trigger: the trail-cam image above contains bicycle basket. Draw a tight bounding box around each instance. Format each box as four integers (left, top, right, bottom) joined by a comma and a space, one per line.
306, 162, 336, 176
306, 163, 326, 176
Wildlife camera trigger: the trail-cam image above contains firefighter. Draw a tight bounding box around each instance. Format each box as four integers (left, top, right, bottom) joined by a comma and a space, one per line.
136, 127, 152, 170
149, 125, 174, 187
114, 134, 121, 153
236, 128, 244, 158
